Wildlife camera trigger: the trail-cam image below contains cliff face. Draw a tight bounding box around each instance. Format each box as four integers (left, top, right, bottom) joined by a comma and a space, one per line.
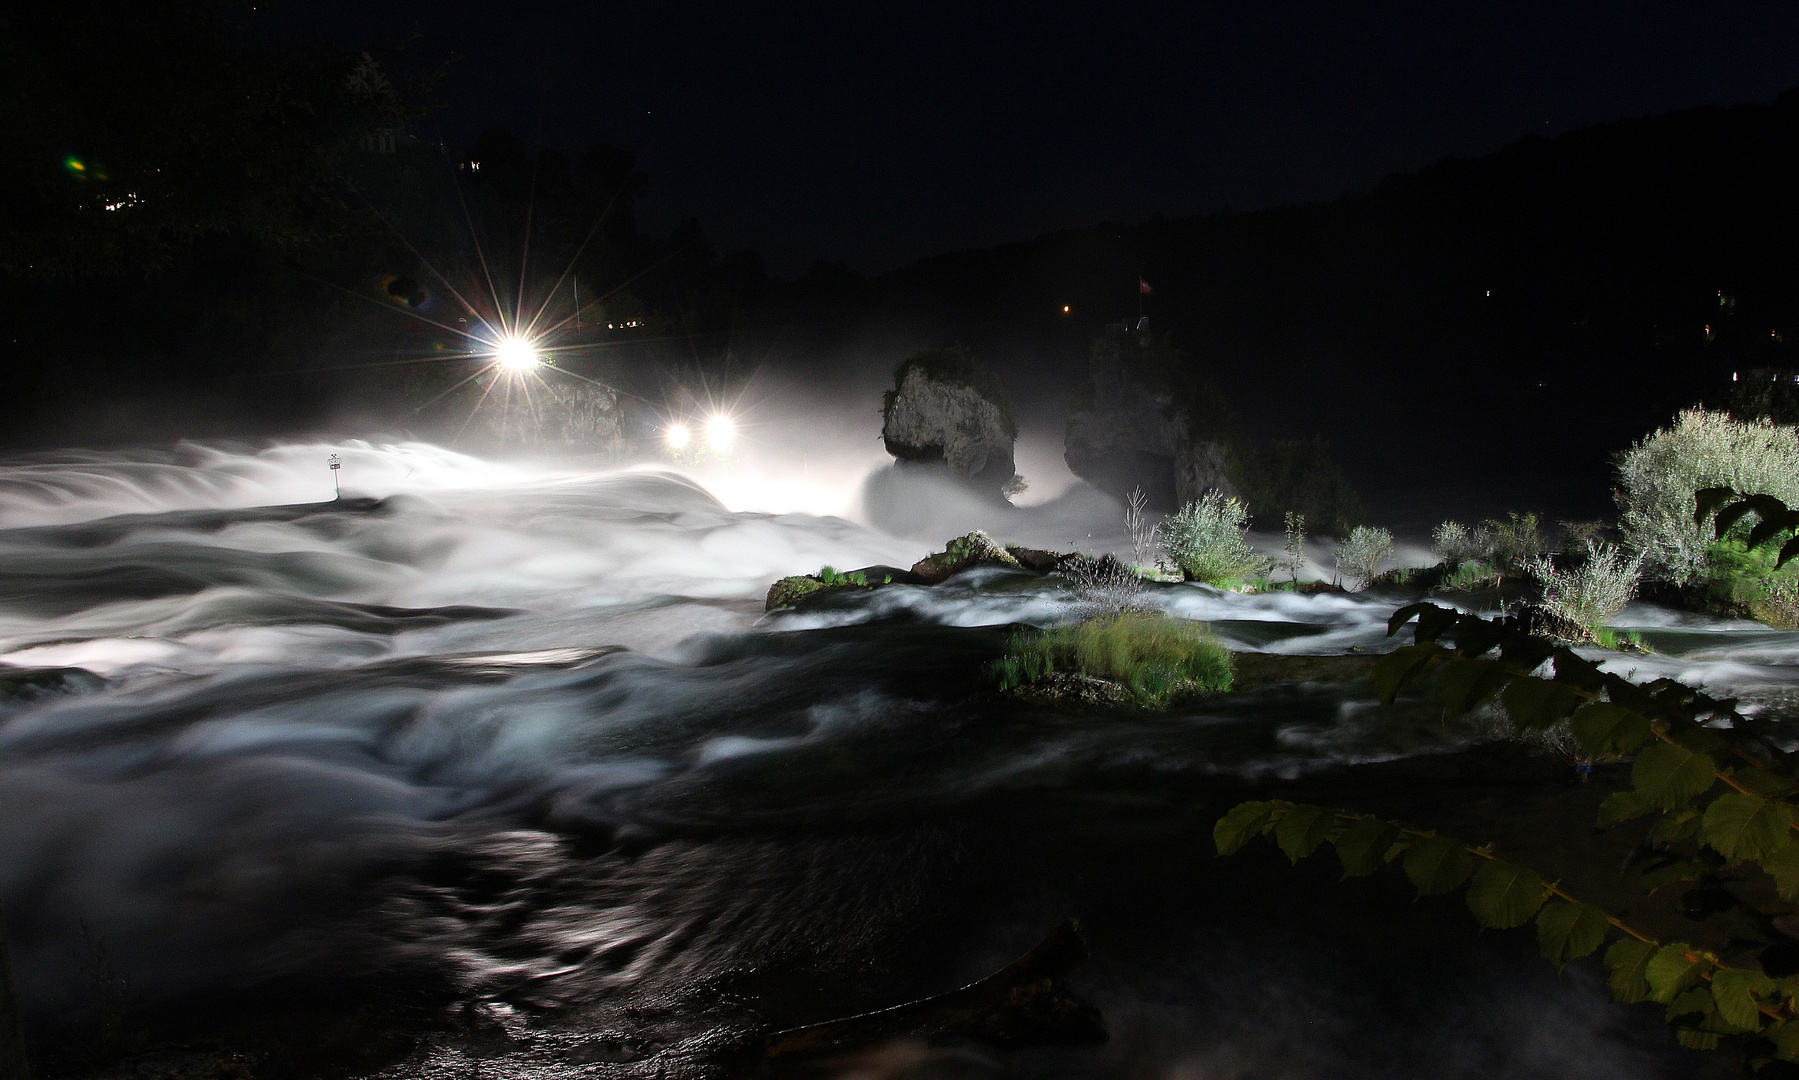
881, 350, 1017, 496
1064, 331, 1235, 510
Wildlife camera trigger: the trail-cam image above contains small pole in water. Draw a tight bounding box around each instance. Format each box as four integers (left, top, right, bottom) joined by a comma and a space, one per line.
328, 454, 341, 500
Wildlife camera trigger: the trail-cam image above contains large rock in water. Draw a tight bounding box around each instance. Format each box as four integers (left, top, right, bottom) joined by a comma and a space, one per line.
881, 348, 1018, 497
1064, 327, 1236, 511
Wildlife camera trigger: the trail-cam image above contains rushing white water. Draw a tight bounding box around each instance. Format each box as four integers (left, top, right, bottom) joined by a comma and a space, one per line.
0, 439, 1771, 1079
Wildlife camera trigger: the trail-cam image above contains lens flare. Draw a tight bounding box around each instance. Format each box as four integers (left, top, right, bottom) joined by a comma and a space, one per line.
705, 414, 735, 450
494, 336, 540, 373
666, 424, 691, 449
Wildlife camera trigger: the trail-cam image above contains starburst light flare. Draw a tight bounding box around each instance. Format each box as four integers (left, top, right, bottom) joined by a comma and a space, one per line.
705, 414, 735, 451
666, 424, 691, 449
494, 336, 541, 373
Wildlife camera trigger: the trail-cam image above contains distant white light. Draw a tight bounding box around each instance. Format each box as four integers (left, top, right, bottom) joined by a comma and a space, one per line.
705, 414, 735, 450
494, 336, 540, 373
666, 423, 690, 449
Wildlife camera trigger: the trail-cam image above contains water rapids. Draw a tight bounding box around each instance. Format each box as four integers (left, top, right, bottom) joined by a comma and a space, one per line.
0, 440, 1786, 1078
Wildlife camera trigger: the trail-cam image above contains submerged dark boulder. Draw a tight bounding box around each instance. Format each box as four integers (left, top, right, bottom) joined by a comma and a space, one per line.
881, 347, 1019, 497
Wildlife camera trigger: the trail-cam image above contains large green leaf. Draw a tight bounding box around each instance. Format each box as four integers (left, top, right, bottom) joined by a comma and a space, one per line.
1636, 856, 1704, 894
1597, 790, 1653, 828
1631, 741, 1717, 810
1432, 657, 1507, 716
1537, 900, 1610, 968
1606, 939, 1656, 1003
1701, 792, 1795, 863
1500, 677, 1579, 732
1710, 966, 1775, 1032
1274, 803, 1336, 863
1465, 859, 1548, 929
1777, 1018, 1799, 1061
1332, 816, 1399, 879
1401, 836, 1474, 896
1213, 801, 1276, 856
1645, 942, 1708, 1004
1370, 644, 1442, 704
1568, 702, 1650, 757
1763, 841, 1799, 903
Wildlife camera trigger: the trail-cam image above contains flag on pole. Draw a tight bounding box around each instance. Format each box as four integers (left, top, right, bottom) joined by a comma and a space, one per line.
1139, 277, 1154, 296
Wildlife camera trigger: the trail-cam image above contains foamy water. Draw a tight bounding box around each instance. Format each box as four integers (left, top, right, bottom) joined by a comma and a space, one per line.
0, 440, 1759, 1079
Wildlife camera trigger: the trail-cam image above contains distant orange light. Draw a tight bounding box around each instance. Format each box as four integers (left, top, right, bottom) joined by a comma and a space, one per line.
1061, 305, 1071, 314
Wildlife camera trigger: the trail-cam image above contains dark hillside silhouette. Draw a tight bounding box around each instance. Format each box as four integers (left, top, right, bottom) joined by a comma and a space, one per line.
768, 89, 1799, 520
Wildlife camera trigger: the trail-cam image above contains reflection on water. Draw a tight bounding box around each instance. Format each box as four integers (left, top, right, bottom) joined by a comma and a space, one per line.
0, 442, 1770, 1077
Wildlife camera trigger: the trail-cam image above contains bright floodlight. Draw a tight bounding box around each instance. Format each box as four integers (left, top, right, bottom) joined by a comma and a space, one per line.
666, 423, 690, 449
494, 336, 540, 373
705, 414, 735, 450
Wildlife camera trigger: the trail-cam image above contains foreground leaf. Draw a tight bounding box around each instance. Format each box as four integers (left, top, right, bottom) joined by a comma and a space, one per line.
1213, 801, 1276, 856
1465, 859, 1548, 929
1632, 742, 1717, 809
1764, 842, 1799, 903
1702, 792, 1795, 863
1645, 942, 1708, 1004
1606, 939, 1656, 1003
1710, 966, 1775, 1032
1274, 803, 1336, 863
1332, 816, 1399, 879
1501, 677, 1580, 732
1401, 836, 1474, 896
1598, 790, 1653, 828
1370, 644, 1441, 704
1569, 702, 1650, 757
1537, 901, 1610, 968
1432, 658, 1507, 716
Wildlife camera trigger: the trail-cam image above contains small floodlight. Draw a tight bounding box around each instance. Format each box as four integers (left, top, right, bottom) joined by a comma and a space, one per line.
494, 336, 540, 373
705, 414, 735, 450
666, 423, 691, 449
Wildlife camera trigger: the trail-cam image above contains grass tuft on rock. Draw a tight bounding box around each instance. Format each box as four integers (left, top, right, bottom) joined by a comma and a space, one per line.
993, 614, 1232, 708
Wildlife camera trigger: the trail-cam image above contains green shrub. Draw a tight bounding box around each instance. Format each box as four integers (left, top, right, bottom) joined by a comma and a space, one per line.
1157, 492, 1271, 586
1431, 520, 1478, 565
1616, 408, 1799, 584
1481, 511, 1545, 572
1526, 542, 1642, 637
1702, 537, 1799, 628
992, 614, 1233, 708
1334, 525, 1393, 590
1439, 559, 1500, 591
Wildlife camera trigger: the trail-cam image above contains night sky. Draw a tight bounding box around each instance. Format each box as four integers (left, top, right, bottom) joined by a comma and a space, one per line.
258, 3, 1799, 275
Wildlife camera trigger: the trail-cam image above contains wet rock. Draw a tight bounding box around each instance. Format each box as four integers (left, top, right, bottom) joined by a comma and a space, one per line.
881, 348, 1018, 497
1064, 328, 1236, 511
1002, 672, 1135, 707
766, 575, 840, 611
1004, 545, 1067, 573
910, 532, 1022, 583
474, 380, 635, 457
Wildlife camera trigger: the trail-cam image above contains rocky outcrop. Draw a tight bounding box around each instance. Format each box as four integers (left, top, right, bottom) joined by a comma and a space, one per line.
909, 531, 1023, 582
882, 349, 1018, 497
1064, 329, 1236, 511
474, 380, 634, 457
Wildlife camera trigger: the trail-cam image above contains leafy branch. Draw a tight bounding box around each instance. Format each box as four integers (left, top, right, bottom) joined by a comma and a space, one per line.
1218, 600, 1799, 1070
1217, 799, 1792, 1052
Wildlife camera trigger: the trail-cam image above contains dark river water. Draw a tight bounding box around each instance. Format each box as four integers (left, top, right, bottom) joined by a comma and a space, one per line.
0, 441, 1786, 1078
